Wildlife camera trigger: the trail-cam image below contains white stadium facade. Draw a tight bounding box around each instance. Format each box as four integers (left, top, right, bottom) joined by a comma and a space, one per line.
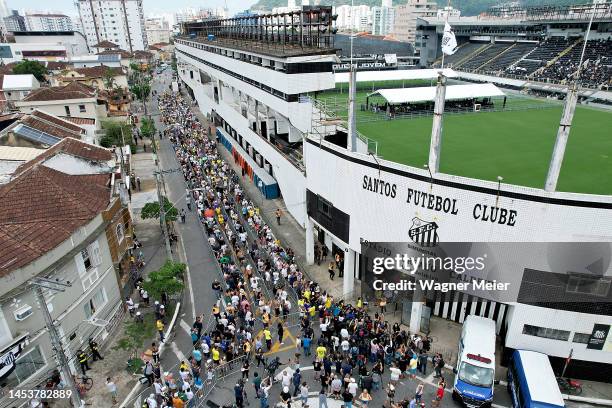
176, 5, 612, 381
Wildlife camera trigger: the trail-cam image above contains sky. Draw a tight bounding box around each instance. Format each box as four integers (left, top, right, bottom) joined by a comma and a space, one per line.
8, 0, 259, 17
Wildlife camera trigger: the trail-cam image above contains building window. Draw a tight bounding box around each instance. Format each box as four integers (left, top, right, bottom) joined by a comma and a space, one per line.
522, 324, 570, 341
77, 241, 102, 290
317, 197, 333, 219
1, 345, 46, 388
79, 104, 86, 113
64, 106, 70, 116
572, 332, 591, 344
116, 224, 124, 243
81, 248, 92, 270
84, 287, 107, 319
566, 277, 610, 297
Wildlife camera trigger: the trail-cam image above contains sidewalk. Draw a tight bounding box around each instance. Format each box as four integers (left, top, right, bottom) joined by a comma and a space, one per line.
83, 137, 172, 406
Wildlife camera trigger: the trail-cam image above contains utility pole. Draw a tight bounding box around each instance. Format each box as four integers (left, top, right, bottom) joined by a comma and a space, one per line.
155, 170, 174, 262
31, 279, 83, 408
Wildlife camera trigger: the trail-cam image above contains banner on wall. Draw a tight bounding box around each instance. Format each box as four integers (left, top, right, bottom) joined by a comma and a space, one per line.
0, 335, 29, 380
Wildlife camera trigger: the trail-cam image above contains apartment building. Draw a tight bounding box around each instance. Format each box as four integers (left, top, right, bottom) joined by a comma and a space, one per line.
371, 5, 395, 36
0, 137, 131, 397
25, 14, 73, 32
76, 0, 147, 52
393, 0, 437, 43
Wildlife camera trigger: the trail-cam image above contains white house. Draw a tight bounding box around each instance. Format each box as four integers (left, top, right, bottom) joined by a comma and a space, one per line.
2, 74, 40, 102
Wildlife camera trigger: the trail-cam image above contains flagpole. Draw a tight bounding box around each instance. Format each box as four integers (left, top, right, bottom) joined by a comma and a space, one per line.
440, 0, 451, 69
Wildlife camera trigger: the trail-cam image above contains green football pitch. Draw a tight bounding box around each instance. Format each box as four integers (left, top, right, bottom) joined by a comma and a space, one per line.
315, 90, 612, 195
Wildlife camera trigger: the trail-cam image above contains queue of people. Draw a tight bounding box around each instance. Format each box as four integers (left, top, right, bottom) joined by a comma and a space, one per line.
140, 90, 449, 408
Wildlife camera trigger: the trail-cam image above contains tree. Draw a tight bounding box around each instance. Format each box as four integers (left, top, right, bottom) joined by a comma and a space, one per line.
141, 196, 178, 222
130, 77, 151, 115
103, 67, 117, 90
113, 316, 156, 374
141, 260, 185, 301
140, 117, 156, 140
99, 120, 133, 150
13, 60, 48, 82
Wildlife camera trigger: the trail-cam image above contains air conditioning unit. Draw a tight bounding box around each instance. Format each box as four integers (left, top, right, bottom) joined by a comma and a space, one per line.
14, 305, 33, 321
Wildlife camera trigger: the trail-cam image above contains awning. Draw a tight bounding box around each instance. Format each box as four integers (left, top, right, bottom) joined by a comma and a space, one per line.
334, 68, 458, 84
368, 83, 505, 105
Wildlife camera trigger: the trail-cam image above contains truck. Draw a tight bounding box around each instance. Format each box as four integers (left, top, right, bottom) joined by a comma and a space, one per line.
507, 350, 565, 408
453, 315, 497, 408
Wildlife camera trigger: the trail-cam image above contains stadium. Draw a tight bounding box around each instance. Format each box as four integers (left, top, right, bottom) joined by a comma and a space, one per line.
176, 2, 612, 381
312, 2, 612, 195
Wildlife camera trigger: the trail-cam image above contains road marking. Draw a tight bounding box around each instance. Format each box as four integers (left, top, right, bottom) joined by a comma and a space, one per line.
178, 234, 196, 320
171, 341, 187, 363
180, 319, 192, 335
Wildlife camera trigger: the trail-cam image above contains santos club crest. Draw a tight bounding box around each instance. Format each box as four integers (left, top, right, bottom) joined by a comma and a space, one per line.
409, 217, 439, 247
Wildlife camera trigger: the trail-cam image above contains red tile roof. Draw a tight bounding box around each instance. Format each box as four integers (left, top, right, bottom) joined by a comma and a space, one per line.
31, 110, 85, 133
97, 49, 132, 58
93, 40, 119, 48
21, 82, 98, 102
0, 165, 111, 274
59, 116, 96, 125
70, 66, 125, 78
45, 61, 69, 70
15, 137, 113, 175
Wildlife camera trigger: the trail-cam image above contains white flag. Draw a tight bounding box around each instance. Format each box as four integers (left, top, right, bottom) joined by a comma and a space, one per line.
441, 22, 458, 55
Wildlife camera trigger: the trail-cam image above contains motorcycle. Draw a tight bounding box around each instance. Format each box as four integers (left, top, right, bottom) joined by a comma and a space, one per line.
556, 377, 582, 395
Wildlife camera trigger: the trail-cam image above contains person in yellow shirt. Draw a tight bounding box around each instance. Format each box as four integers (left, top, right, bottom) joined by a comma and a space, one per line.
179, 360, 189, 371
303, 290, 311, 301
156, 320, 165, 342
325, 297, 332, 310
262, 312, 270, 326
316, 344, 326, 359
212, 347, 220, 365
309, 305, 316, 318
263, 328, 272, 350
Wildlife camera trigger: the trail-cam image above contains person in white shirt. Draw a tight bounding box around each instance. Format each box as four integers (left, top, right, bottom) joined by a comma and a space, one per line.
348, 378, 358, 396
390, 364, 401, 385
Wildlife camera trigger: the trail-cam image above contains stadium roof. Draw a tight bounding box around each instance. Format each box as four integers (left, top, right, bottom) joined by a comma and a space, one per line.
368, 83, 505, 104
335, 68, 458, 84
334, 34, 414, 57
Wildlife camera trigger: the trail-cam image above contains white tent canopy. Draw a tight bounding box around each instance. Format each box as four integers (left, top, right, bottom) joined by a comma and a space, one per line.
368, 83, 505, 105
334, 68, 458, 84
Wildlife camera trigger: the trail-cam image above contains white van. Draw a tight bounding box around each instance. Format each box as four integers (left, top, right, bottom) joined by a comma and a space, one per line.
452, 315, 497, 408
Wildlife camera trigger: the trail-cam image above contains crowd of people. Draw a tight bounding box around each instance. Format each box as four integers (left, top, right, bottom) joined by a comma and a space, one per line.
137, 90, 449, 408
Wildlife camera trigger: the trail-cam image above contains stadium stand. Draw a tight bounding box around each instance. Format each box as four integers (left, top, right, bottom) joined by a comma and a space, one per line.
480, 42, 538, 73
434, 42, 487, 68
457, 43, 513, 70
541, 39, 612, 86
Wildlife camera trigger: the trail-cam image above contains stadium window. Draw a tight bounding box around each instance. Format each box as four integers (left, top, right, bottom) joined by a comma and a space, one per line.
79, 104, 86, 113
572, 332, 591, 344
522, 324, 570, 341
567, 276, 610, 297
317, 196, 333, 219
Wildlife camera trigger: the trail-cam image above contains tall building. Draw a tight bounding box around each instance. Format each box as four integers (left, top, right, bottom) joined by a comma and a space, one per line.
4, 10, 26, 33
392, 0, 437, 43
145, 16, 171, 44
26, 13, 73, 32
76, 0, 147, 52
371, 5, 395, 36
335, 5, 371, 31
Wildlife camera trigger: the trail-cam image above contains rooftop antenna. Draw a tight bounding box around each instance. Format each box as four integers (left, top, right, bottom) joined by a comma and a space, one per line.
544, 0, 596, 192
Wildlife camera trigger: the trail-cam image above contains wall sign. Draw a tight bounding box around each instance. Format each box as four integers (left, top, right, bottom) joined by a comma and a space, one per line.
587, 324, 611, 350
0, 336, 28, 380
